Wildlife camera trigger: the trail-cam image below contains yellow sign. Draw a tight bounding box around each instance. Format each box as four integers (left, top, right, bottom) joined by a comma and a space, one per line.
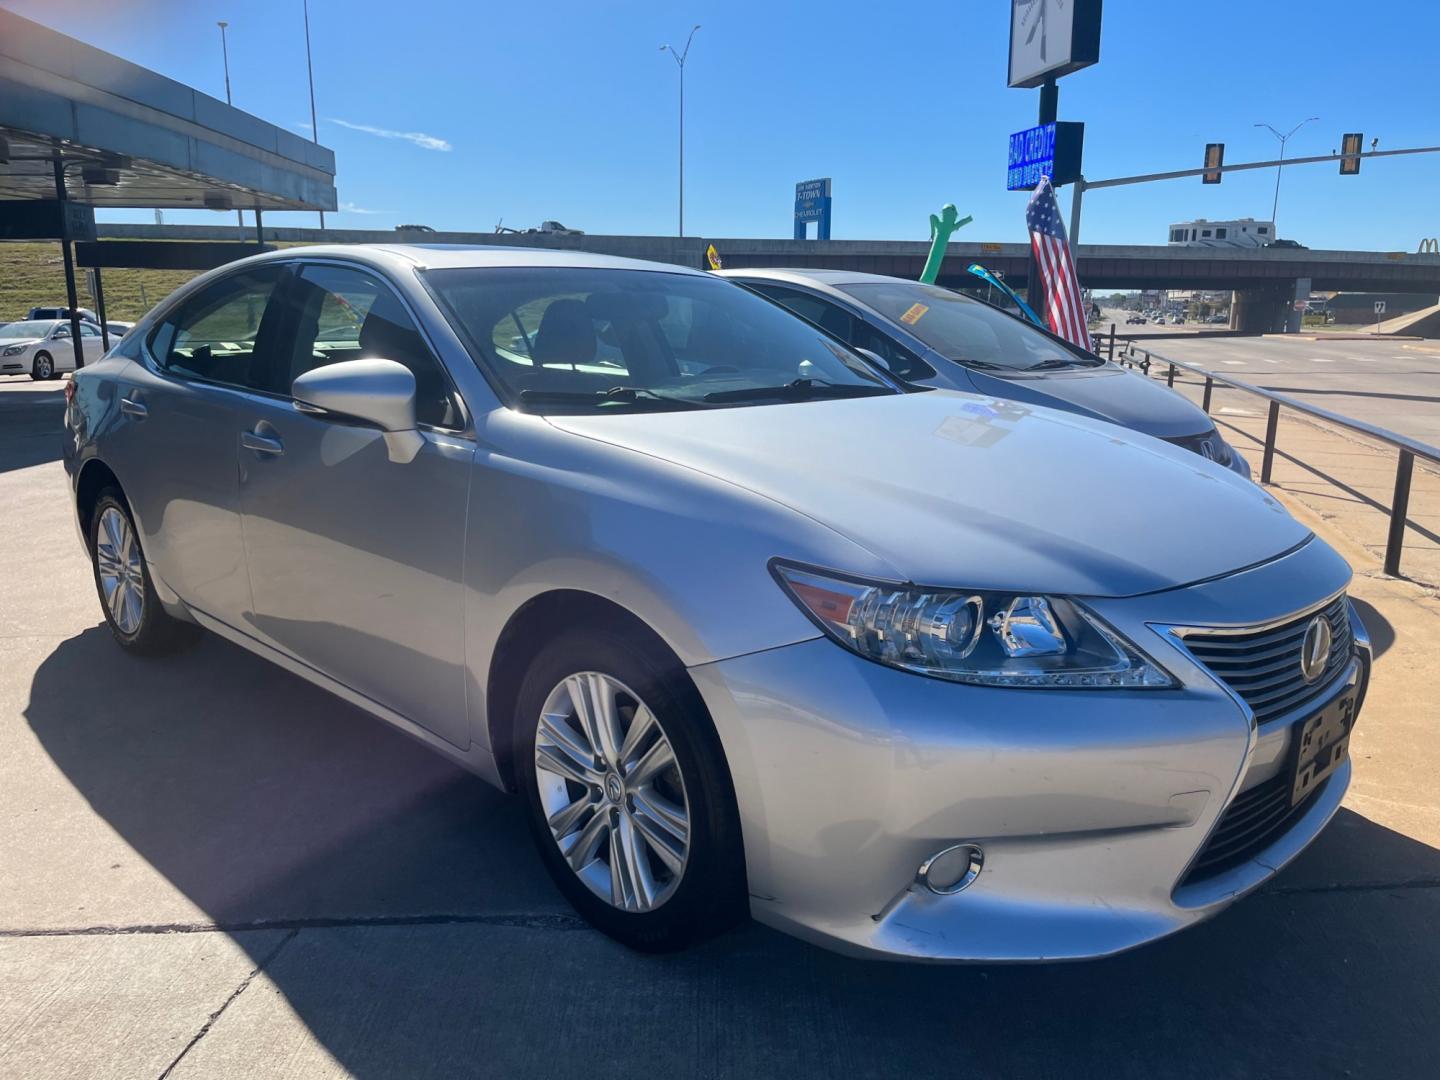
706, 244, 722, 270
981, 242, 1003, 255
900, 302, 929, 325
1420, 238, 1439, 255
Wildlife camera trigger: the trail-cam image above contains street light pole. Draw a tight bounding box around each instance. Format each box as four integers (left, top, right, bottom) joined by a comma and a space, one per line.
302, 0, 324, 229
660, 25, 700, 238
217, 21, 244, 231
1255, 117, 1319, 235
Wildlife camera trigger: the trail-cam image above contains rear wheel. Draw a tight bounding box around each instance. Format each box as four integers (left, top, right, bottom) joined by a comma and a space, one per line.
31, 352, 54, 381
515, 625, 746, 951
90, 490, 197, 655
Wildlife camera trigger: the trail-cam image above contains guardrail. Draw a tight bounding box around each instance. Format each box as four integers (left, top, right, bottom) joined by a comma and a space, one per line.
1114, 337, 1440, 579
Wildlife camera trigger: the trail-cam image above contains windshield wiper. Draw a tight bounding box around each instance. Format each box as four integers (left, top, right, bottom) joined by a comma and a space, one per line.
1026, 356, 1100, 371
517, 386, 703, 410
702, 378, 892, 404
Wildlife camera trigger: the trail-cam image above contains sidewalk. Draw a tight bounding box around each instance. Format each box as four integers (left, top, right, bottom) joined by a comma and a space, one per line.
1163, 369, 1440, 590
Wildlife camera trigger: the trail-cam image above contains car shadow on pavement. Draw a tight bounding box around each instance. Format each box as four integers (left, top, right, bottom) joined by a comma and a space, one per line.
0, 383, 64, 475
1351, 597, 1395, 660
24, 625, 1440, 1079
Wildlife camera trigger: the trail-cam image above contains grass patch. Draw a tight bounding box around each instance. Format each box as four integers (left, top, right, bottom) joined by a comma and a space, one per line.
0, 241, 313, 324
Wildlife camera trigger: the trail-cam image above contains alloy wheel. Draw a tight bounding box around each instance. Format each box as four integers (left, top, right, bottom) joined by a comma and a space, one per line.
96, 506, 145, 635
35, 355, 53, 379
534, 672, 691, 912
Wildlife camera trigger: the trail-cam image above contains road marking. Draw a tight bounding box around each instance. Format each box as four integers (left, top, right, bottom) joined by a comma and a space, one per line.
1221, 360, 1244, 365
1218, 406, 1259, 416
1307, 357, 1335, 363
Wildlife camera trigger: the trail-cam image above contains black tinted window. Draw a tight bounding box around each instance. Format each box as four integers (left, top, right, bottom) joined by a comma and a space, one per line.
150, 267, 287, 390
837, 281, 1097, 371
750, 284, 853, 339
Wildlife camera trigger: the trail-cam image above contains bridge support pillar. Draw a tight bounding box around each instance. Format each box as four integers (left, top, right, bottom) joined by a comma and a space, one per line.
1231, 286, 1291, 334
1285, 277, 1312, 334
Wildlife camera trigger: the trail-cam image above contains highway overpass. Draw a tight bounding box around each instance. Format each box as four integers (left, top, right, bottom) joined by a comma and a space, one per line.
93, 224, 1440, 332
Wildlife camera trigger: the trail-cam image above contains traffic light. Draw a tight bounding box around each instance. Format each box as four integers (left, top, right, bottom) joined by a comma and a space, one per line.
1203, 143, 1224, 184
1340, 133, 1363, 175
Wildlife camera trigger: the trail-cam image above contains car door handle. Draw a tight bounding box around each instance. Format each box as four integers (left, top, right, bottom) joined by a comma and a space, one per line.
119, 397, 148, 419
241, 430, 284, 455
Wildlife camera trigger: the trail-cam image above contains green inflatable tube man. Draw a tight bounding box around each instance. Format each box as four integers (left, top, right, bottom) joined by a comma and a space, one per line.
921, 204, 973, 285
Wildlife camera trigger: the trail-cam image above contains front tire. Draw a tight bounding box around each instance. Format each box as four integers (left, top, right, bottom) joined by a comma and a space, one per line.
31, 352, 55, 381
90, 489, 196, 655
515, 625, 746, 951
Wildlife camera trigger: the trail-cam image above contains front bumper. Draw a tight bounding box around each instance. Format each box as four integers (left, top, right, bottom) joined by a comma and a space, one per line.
690, 537, 1366, 962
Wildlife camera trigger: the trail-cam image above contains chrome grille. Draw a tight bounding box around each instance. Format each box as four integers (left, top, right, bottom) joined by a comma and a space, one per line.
1178, 594, 1352, 725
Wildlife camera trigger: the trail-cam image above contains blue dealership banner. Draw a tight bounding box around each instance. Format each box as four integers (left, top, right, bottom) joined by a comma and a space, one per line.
1006, 122, 1083, 191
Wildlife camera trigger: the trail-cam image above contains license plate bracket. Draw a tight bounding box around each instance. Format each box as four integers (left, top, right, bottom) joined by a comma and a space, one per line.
1290, 691, 1355, 807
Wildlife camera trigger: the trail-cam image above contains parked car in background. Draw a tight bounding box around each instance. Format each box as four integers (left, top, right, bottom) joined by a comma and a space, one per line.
64, 245, 1365, 962
717, 269, 1250, 477
1126, 314, 1146, 325
26, 305, 99, 323
1, 319, 107, 379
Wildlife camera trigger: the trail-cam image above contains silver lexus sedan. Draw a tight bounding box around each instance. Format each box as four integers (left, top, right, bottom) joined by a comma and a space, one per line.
62, 246, 1368, 961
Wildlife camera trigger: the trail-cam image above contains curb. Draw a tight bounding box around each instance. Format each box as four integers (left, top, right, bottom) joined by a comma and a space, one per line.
1261, 334, 1424, 342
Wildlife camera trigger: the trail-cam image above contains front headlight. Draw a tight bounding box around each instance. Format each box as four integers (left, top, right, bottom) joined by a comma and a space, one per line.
2, 345, 25, 356
772, 562, 1175, 689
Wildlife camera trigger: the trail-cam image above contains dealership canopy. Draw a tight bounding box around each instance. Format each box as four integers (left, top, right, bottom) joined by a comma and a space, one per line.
0, 8, 336, 220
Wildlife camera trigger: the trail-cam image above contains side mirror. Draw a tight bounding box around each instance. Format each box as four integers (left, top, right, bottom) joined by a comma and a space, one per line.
53, 328, 71, 339
854, 346, 893, 372
291, 358, 422, 463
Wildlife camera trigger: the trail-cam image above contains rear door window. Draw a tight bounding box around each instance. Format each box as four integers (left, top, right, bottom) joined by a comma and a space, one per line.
148, 267, 289, 391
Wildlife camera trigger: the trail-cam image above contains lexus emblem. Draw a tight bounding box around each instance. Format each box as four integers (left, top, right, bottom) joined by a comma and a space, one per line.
1299, 616, 1332, 684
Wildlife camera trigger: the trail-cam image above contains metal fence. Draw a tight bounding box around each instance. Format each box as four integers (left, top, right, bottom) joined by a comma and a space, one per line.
1112, 334, 1440, 579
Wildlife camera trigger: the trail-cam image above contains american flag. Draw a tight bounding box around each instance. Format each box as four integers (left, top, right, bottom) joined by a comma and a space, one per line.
1025, 176, 1089, 349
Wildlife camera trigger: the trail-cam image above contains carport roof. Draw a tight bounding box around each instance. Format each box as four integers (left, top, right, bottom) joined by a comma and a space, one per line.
0, 9, 336, 213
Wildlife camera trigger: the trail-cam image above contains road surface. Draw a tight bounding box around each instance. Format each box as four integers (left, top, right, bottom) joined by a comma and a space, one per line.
1121, 336, 1440, 446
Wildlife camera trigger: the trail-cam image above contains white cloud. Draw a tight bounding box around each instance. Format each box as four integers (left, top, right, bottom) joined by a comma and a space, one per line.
327, 118, 452, 152
337, 201, 394, 215
291, 121, 313, 132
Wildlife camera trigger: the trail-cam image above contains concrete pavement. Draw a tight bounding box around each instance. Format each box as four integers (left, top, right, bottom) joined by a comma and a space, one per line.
3, 377, 1439, 1079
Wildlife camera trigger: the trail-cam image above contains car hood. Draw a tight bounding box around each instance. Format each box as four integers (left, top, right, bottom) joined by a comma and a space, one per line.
965, 363, 1212, 439
0, 337, 42, 347
546, 391, 1310, 598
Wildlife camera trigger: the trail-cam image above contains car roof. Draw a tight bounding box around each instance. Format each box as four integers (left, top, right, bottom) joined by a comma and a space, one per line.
714, 267, 918, 288
242, 243, 710, 277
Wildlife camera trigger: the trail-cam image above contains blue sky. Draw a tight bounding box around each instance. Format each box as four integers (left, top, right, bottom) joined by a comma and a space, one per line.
8, 0, 1439, 248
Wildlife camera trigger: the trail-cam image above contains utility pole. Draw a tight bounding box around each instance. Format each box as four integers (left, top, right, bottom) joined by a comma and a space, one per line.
217, 21, 244, 231
303, 0, 324, 229
660, 25, 700, 237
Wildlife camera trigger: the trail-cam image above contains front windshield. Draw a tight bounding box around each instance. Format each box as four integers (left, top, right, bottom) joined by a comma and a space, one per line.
837, 281, 1100, 372
1, 321, 56, 339
424, 266, 897, 413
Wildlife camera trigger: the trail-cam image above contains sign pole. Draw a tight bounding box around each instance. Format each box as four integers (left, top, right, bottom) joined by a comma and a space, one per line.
1068, 176, 1086, 246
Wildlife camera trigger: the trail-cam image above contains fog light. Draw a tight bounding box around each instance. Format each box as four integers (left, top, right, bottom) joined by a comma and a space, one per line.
918, 843, 984, 895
